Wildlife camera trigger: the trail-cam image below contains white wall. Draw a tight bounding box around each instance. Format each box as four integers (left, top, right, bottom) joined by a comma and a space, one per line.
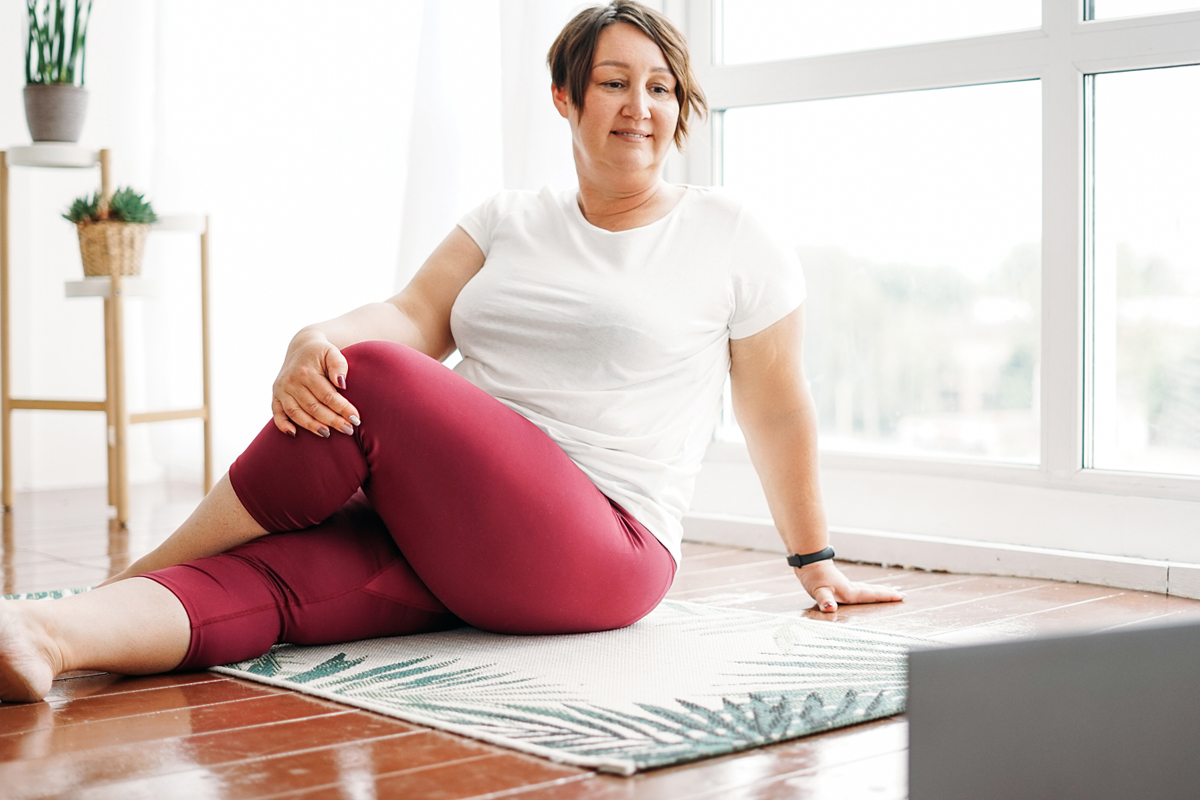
692, 449, 1200, 565
146, 0, 423, 477
2, 0, 580, 490
2, 0, 160, 488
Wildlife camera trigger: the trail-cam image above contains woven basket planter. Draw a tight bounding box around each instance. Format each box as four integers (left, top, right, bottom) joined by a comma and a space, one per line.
77, 221, 149, 277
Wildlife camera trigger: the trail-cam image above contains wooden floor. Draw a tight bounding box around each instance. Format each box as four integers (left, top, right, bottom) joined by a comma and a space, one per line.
4, 484, 1200, 799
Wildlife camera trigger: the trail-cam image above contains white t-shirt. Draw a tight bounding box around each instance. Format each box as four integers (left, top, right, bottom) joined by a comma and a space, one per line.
453, 186, 805, 565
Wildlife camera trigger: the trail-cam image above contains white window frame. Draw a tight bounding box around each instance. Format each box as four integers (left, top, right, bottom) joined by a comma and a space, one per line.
665, 0, 1200, 570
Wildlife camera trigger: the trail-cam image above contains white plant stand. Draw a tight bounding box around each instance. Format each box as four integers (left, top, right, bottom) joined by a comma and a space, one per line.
0, 144, 213, 524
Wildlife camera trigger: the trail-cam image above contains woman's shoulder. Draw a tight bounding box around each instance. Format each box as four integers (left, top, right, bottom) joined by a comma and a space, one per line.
679, 184, 751, 222
678, 186, 799, 270
461, 188, 565, 235
670, 186, 762, 244
473, 187, 574, 220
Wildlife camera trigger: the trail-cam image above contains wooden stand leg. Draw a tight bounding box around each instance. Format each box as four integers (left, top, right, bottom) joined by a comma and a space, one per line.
99, 150, 111, 206
98, 150, 129, 523
2, 512, 13, 595
0, 153, 11, 512
200, 218, 213, 494
111, 276, 129, 526
103, 297, 117, 507
100, 149, 117, 509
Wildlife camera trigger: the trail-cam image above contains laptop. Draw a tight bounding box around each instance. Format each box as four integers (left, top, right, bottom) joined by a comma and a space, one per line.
908, 617, 1200, 800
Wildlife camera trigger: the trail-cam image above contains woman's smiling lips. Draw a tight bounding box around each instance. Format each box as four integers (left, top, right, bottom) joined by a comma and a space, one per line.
612, 129, 651, 141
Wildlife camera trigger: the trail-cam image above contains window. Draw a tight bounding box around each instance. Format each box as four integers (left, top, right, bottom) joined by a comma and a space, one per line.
1089, 1, 1200, 19
723, 82, 1041, 462
722, 1, 1039, 64
679, 0, 1200, 563
1089, 65, 1200, 477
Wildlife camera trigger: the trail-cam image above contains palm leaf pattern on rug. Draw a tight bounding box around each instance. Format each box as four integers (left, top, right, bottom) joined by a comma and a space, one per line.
210, 599, 929, 773
226, 647, 578, 705
405, 685, 904, 768
3, 587, 92, 601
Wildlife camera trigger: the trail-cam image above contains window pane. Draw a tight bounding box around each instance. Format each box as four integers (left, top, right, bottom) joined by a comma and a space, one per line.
1091, 1, 1199, 19
722, 82, 1042, 462
722, 0, 1039, 64
1091, 66, 1200, 477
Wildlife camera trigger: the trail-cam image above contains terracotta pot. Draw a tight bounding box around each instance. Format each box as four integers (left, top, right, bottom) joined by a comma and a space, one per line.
23, 84, 89, 143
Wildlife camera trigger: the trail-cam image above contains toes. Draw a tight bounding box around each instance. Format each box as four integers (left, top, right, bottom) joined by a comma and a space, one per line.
0, 603, 55, 703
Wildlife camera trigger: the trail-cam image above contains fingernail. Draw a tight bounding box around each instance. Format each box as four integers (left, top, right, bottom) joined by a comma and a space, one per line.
823, 603, 835, 611
336, 375, 347, 390
286, 429, 296, 438
340, 424, 354, 435
348, 415, 360, 427
318, 427, 330, 438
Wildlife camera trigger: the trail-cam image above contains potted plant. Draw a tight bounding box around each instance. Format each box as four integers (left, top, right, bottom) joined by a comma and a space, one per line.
24, 0, 94, 143
64, 187, 157, 277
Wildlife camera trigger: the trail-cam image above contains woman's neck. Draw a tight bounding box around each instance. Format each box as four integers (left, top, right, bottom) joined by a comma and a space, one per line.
575, 178, 685, 232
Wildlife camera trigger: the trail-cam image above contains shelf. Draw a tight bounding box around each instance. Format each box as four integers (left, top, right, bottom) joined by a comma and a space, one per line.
153, 214, 207, 233
64, 276, 150, 298
5, 143, 100, 169
62, 216, 204, 297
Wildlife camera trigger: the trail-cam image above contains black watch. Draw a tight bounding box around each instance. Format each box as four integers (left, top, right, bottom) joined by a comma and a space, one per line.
786, 546, 835, 568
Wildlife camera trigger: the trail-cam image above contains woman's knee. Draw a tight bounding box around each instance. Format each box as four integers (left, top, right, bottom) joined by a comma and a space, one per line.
340, 342, 442, 403
339, 341, 481, 426
341, 341, 428, 377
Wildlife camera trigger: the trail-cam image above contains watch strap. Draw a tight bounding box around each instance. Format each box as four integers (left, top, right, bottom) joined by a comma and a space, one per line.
786, 546, 835, 568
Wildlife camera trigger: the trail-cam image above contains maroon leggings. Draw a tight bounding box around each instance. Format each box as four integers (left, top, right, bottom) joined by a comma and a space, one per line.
145, 341, 676, 671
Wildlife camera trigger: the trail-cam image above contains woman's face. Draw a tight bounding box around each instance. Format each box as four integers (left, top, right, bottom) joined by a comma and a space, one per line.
554, 22, 681, 187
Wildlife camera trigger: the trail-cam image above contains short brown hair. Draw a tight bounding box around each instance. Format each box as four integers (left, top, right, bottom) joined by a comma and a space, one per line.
547, 1, 707, 149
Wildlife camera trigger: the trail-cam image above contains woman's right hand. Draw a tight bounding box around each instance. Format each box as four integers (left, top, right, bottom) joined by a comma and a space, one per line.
268, 228, 486, 437
271, 330, 361, 438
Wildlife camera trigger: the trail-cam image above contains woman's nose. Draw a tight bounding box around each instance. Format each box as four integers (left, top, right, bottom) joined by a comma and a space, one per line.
623, 90, 651, 119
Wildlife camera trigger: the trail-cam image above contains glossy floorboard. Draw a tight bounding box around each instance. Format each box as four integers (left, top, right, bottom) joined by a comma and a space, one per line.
3, 483, 1200, 799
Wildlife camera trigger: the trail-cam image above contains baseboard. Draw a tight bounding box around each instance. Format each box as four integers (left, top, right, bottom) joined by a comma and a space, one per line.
681, 512, 1200, 600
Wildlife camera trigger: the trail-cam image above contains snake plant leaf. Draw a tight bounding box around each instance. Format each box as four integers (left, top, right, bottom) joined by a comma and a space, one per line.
24, 0, 90, 85
65, 0, 81, 82
53, 0, 65, 81
82, 0, 92, 84
25, 25, 34, 84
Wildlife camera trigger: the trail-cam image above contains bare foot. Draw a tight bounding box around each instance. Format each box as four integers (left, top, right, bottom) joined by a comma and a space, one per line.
0, 601, 60, 703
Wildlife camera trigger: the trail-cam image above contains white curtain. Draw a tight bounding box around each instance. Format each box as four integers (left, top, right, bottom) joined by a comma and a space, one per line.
396, 0, 580, 286
0, 0, 591, 490
395, 0, 506, 286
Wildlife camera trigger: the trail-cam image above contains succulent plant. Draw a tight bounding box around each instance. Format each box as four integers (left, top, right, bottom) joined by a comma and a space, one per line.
62, 191, 100, 223
106, 187, 158, 224
63, 187, 157, 225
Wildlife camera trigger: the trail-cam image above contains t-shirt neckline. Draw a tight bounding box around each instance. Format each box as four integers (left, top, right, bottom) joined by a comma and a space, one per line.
566, 185, 694, 235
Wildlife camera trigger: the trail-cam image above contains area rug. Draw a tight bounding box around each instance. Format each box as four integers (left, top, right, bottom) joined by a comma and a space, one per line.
216, 600, 925, 774
7, 589, 924, 774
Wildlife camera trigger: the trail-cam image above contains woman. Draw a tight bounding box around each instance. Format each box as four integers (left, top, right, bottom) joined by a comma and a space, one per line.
0, 1, 901, 704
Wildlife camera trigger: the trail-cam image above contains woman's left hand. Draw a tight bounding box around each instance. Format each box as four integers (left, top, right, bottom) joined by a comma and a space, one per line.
795, 560, 904, 614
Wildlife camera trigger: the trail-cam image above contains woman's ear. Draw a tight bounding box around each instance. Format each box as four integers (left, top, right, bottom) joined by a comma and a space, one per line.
551, 83, 571, 119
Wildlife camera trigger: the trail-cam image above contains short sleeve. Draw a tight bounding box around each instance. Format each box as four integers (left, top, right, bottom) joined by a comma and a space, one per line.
728, 209, 807, 339
457, 193, 504, 257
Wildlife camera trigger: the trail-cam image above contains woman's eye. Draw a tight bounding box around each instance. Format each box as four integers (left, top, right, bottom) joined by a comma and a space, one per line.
604, 81, 624, 89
